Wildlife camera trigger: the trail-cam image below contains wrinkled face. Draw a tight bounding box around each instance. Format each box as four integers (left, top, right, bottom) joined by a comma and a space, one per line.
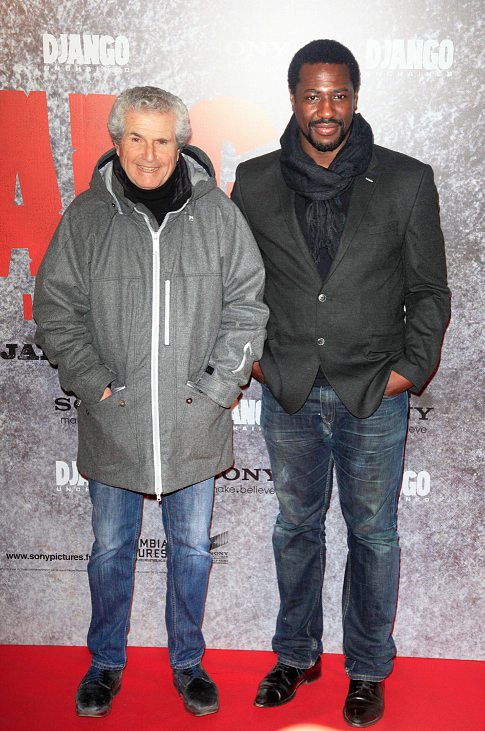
290, 62, 358, 164
115, 109, 179, 189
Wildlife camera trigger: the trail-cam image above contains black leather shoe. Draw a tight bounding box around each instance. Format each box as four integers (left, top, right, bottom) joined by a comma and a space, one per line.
343, 679, 384, 727
254, 657, 322, 707
75, 667, 122, 717
173, 664, 219, 716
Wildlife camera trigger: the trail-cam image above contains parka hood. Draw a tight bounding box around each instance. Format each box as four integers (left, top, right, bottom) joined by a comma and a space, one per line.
90, 144, 217, 212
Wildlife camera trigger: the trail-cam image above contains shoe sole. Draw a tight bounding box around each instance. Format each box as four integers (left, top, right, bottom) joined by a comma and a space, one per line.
75, 684, 121, 717
343, 708, 384, 727
173, 677, 219, 716
182, 702, 219, 717
254, 663, 322, 708
176, 690, 219, 717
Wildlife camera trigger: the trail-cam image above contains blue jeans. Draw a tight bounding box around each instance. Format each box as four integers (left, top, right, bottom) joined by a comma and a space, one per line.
86, 477, 214, 670
261, 384, 408, 681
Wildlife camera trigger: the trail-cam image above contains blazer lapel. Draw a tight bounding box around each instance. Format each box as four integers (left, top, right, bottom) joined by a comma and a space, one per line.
275, 167, 323, 286
326, 150, 381, 282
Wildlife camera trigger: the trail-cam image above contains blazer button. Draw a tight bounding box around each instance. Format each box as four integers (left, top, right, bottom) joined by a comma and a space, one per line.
317, 337, 325, 346
118, 399, 126, 407
318, 293, 326, 302
186, 397, 193, 404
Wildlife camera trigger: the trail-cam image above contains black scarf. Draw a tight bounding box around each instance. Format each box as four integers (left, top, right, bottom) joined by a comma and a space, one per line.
280, 113, 373, 261
113, 154, 191, 226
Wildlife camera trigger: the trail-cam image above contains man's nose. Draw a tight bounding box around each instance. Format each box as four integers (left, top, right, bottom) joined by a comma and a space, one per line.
317, 96, 335, 118
143, 143, 156, 161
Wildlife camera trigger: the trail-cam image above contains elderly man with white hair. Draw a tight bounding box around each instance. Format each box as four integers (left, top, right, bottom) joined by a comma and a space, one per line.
34, 86, 268, 718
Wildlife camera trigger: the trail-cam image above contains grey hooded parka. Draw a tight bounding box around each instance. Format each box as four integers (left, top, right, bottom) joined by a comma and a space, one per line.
34, 147, 268, 497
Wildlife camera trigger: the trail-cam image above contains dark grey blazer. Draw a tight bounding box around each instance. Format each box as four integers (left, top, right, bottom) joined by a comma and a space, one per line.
232, 145, 450, 418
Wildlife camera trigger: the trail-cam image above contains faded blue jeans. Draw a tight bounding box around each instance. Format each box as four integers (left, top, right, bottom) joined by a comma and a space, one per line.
87, 477, 214, 670
261, 384, 408, 681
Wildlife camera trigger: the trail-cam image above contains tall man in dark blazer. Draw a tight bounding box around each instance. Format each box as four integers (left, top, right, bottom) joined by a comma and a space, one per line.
232, 40, 450, 727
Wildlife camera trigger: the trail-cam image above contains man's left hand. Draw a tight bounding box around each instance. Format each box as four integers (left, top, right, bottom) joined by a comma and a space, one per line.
384, 370, 413, 397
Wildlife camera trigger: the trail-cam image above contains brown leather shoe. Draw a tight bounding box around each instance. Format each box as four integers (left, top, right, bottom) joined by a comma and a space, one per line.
254, 657, 322, 707
343, 679, 384, 727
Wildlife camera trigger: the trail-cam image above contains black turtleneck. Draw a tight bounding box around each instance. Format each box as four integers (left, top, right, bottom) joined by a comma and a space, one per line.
113, 154, 191, 226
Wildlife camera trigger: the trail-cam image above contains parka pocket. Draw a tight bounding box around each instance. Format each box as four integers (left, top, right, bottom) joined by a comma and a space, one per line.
178, 381, 230, 463
186, 378, 222, 409
77, 385, 140, 467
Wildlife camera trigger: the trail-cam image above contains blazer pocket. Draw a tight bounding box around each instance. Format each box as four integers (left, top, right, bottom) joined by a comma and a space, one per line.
363, 220, 398, 235
365, 332, 403, 359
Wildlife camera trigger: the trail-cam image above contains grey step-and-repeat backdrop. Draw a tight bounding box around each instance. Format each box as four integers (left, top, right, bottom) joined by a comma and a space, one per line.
0, 0, 483, 660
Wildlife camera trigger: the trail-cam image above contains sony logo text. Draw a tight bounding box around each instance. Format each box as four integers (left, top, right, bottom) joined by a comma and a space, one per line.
42, 33, 129, 66
366, 39, 453, 70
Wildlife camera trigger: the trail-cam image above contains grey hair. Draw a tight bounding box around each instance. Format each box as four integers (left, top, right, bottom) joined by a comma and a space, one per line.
107, 86, 191, 148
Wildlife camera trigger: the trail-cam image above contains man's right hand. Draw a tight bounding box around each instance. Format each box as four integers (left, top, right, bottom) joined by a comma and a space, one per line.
251, 361, 265, 384
100, 387, 113, 401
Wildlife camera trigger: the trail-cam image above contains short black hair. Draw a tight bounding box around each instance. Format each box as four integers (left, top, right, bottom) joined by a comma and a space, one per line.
288, 39, 361, 94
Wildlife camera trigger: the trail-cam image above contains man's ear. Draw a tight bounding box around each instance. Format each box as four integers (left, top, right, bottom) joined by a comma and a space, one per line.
353, 90, 359, 112
114, 143, 120, 156
289, 86, 296, 112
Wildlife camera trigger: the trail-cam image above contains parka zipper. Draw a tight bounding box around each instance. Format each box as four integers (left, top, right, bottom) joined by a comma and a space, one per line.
150, 229, 163, 500
135, 202, 190, 501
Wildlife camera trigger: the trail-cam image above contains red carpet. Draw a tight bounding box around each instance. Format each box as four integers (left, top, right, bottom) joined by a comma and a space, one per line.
0, 646, 483, 731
